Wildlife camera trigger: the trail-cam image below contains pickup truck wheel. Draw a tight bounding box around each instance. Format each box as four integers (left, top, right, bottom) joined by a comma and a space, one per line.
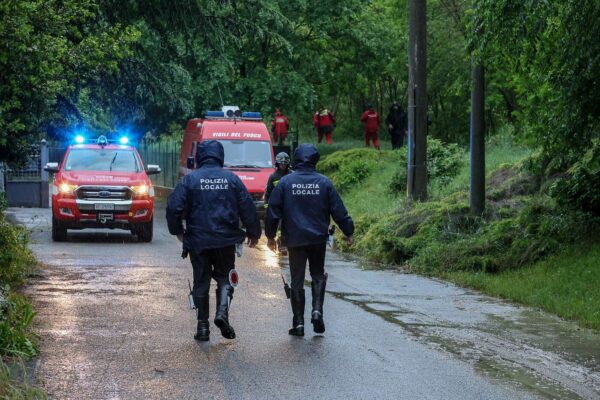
136, 218, 153, 242
52, 217, 67, 242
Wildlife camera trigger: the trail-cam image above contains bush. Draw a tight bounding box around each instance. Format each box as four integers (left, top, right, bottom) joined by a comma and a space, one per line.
348, 157, 600, 274
412, 198, 597, 274
551, 139, 600, 216
0, 357, 46, 399
0, 291, 37, 358
0, 218, 36, 289
318, 148, 382, 192
0, 209, 38, 358
387, 138, 464, 195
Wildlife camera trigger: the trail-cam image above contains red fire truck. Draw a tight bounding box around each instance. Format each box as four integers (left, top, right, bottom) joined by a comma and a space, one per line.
179, 107, 276, 212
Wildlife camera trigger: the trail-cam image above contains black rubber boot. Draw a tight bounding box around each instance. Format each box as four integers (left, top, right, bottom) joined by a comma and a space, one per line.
214, 284, 236, 339
288, 289, 305, 336
194, 296, 210, 341
311, 274, 328, 334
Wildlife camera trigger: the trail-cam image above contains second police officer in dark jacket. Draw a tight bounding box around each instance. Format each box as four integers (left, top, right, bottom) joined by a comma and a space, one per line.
166, 140, 261, 341
265, 144, 354, 336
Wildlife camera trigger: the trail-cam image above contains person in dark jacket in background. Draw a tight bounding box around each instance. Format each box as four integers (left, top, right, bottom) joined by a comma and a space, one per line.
385, 101, 407, 149
264, 152, 292, 206
264, 152, 293, 254
166, 140, 261, 341
265, 144, 354, 337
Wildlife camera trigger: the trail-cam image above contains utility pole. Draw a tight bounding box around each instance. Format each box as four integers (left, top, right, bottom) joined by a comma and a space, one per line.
470, 63, 485, 214
407, 0, 428, 201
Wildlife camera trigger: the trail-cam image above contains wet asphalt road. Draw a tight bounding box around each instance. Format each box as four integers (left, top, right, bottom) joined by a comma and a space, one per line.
8, 207, 600, 400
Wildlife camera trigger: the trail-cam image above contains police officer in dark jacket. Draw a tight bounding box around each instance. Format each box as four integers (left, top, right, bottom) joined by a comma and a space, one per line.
386, 101, 407, 149
265, 144, 354, 336
166, 140, 261, 341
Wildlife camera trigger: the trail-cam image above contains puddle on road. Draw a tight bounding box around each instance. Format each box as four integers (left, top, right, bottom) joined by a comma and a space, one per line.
328, 290, 595, 400
296, 247, 600, 400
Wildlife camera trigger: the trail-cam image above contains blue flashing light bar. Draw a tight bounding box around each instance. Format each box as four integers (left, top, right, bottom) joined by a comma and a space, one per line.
241, 112, 262, 119
119, 136, 129, 145
205, 111, 225, 118
75, 135, 85, 144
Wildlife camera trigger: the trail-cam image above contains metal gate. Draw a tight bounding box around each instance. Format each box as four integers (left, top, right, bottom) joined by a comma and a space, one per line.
4, 140, 50, 208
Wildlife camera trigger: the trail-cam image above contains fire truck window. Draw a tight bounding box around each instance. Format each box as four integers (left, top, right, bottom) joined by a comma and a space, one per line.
218, 140, 273, 168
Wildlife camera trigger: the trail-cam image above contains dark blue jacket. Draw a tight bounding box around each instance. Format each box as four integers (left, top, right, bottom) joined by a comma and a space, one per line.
166, 140, 261, 251
265, 144, 354, 247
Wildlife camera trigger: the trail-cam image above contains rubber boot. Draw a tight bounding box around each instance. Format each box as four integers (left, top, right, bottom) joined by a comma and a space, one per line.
288, 289, 305, 336
194, 296, 210, 341
214, 284, 236, 339
311, 274, 328, 334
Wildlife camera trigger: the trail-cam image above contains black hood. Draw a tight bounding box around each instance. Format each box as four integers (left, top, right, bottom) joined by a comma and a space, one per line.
294, 144, 320, 169
390, 103, 403, 113
196, 140, 224, 167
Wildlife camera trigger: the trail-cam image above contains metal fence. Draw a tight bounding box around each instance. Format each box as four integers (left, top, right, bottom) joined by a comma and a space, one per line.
137, 140, 181, 188
4, 140, 50, 207
5, 144, 42, 181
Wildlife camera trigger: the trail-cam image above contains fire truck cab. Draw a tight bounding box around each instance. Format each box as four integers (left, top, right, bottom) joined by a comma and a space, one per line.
44, 135, 161, 242
179, 107, 275, 212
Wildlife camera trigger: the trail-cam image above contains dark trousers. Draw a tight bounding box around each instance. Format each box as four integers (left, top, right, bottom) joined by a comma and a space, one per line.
189, 245, 235, 298
390, 129, 404, 149
288, 243, 327, 291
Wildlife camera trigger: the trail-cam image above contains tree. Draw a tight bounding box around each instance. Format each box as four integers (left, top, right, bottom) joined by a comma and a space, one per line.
0, 0, 138, 162
474, 0, 600, 169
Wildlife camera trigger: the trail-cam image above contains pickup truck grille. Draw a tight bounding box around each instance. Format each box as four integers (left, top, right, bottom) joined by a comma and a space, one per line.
75, 186, 132, 201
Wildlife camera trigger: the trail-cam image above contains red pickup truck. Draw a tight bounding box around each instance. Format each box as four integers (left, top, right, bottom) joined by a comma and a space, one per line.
44, 136, 161, 242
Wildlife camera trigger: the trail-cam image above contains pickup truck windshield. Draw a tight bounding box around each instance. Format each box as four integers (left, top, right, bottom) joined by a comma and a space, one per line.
64, 149, 139, 172
219, 140, 273, 168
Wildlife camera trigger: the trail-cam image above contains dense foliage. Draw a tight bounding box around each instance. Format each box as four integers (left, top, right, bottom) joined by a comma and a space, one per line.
0, 200, 38, 359
387, 138, 463, 195
0, 0, 138, 163
2, 0, 599, 174
474, 0, 600, 168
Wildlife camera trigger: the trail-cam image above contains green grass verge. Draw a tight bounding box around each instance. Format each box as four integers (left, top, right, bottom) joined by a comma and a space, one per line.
325, 134, 600, 330
0, 358, 46, 400
0, 196, 45, 398
445, 242, 600, 330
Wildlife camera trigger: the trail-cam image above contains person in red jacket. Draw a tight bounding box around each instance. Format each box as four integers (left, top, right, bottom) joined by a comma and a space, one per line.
270, 108, 289, 145
312, 107, 336, 144
360, 105, 381, 150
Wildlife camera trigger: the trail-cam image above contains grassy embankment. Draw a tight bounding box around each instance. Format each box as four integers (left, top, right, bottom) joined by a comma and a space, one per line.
0, 198, 46, 399
320, 134, 600, 330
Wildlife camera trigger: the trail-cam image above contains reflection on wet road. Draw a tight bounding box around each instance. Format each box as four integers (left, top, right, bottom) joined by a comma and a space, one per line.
9, 207, 600, 399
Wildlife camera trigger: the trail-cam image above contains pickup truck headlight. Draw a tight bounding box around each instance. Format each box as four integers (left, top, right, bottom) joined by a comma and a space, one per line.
58, 183, 76, 195
132, 184, 153, 197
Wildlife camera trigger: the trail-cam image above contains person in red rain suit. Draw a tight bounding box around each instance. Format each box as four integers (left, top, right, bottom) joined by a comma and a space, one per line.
360, 105, 381, 150
312, 107, 336, 144
271, 108, 289, 145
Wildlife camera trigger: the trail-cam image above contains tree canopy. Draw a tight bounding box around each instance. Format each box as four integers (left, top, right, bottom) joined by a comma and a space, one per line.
1, 0, 599, 170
